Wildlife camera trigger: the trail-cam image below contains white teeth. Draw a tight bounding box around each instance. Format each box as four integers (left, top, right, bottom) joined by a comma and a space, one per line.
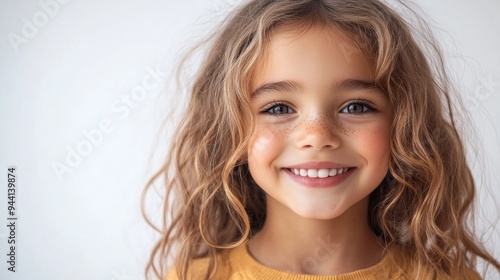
329, 169, 337, 176
317, 169, 329, 178
307, 169, 318, 178
290, 168, 350, 178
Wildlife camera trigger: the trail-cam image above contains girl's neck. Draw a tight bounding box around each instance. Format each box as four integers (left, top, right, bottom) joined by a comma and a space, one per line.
247, 197, 384, 275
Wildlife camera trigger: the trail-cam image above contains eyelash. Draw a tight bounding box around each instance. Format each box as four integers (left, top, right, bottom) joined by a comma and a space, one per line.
261, 102, 295, 115
261, 100, 376, 116
340, 100, 376, 115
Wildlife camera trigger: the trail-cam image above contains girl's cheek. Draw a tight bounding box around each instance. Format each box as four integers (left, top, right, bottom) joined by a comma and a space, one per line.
248, 127, 283, 157
358, 125, 392, 162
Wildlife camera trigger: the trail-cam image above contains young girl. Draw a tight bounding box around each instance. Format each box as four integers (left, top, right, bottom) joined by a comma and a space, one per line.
143, 0, 500, 279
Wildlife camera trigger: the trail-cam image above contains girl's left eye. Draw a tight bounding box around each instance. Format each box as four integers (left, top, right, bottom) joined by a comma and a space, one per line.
340, 101, 374, 114
262, 103, 295, 115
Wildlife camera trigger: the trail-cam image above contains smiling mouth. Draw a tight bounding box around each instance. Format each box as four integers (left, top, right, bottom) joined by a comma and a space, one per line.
287, 167, 353, 178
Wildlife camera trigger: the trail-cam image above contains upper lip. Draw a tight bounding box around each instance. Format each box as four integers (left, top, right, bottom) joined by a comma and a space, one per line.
284, 161, 353, 169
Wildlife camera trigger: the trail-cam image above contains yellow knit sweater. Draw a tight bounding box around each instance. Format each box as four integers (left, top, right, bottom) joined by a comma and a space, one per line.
166, 241, 481, 280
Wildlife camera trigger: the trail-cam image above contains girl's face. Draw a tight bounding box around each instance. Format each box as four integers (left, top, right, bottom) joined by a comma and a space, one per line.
247, 25, 392, 220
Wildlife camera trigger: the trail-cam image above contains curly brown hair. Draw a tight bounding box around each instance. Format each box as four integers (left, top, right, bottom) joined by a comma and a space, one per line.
143, 0, 500, 279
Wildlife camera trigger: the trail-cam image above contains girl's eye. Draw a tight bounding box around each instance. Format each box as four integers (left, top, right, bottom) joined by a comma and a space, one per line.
341, 101, 374, 114
263, 103, 295, 115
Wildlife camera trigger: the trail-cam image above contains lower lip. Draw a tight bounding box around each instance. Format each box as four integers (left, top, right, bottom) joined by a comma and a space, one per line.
284, 168, 355, 188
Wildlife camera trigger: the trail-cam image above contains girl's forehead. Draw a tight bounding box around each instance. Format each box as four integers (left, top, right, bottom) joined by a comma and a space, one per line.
270, 24, 352, 46
251, 24, 376, 92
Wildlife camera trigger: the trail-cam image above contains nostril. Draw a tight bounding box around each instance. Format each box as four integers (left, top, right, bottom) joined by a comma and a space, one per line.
297, 130, 341, 150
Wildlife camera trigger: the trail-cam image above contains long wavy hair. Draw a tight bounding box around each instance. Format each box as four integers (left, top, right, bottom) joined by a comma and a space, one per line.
143, 0, 500, 279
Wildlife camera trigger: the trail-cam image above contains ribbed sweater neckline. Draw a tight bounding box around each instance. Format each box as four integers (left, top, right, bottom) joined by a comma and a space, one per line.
227, 240, 395, 280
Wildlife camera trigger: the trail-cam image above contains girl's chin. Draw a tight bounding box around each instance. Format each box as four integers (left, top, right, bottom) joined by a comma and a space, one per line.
287, 205, 347, 221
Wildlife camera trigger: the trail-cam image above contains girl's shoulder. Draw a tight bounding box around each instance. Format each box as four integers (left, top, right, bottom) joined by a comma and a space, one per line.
165, 248, 234, 280
389, 247, 482, 280
166, 243, 482, 280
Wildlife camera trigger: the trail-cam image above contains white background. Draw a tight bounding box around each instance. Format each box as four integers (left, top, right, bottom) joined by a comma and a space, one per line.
1, 0, 499, 279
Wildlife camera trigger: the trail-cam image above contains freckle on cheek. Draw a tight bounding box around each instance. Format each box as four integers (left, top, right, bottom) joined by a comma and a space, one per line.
332, 119, 353, 136
279, 126, 292, 138
345, 126, 357, 137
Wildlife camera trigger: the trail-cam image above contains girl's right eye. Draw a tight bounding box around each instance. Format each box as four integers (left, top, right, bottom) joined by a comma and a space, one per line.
262, 103, 295, 115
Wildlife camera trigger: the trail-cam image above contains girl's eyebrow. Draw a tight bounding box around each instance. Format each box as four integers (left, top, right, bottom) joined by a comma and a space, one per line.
334, 79, 383, 95
251, 80, 302, 99
251, 79, 383, 99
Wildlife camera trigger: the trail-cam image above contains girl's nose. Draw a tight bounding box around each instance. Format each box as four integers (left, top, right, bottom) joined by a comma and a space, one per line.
295, 115, 341, 150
